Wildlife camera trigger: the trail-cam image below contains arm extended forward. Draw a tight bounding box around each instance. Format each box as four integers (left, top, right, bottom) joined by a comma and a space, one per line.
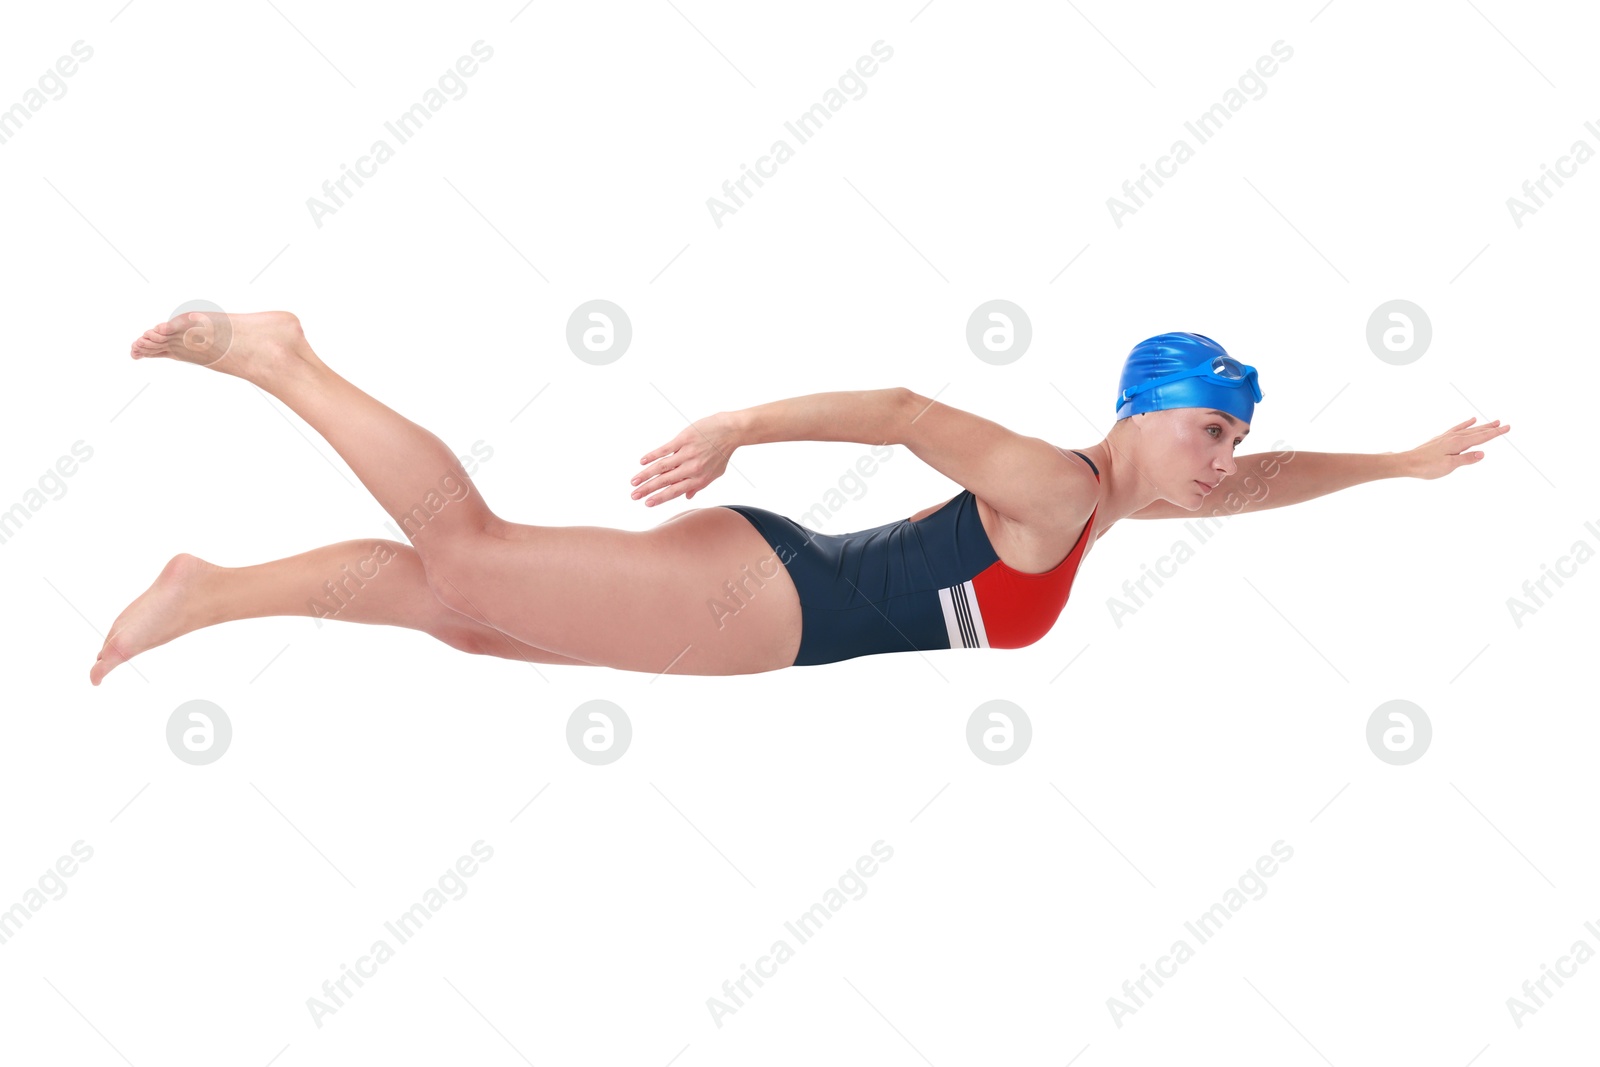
1127, 417, 1511, 520
1127, 449, 1408, 520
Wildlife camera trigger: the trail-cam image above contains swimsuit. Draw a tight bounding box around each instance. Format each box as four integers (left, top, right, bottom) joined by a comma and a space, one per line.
720, 450, 1101, 666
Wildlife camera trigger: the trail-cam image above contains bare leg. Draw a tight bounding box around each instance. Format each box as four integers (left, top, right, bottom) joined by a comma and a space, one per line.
89, 540, 593, 685
131, 311, 500, 554
127, 310, 802, 675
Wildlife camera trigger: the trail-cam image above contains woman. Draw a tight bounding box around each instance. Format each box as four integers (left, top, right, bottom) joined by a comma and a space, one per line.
89, 318, 1509, 683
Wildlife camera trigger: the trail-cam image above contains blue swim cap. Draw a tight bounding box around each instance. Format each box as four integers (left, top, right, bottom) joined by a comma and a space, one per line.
1114, 332, 1263, 424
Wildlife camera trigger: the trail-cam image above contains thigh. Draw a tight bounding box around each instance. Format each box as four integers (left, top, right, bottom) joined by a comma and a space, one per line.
435, 615, 600, 666
433, 508, 803, 675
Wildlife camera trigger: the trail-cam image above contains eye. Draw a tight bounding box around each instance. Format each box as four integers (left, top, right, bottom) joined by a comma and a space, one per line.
1207, 425, 1243, 446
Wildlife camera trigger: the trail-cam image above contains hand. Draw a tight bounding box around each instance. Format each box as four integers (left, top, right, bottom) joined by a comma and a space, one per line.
630, 412, 739, 506
1399, 417, 1511, 479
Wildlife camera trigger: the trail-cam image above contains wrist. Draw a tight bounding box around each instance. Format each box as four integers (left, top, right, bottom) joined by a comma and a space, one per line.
723, 408, 756, 447
1380, 450, 1415, 478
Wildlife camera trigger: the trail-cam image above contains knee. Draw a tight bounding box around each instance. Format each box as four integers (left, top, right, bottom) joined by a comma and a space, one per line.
426, 566, 477, 620
435, 622, 495, 657
421, 537, 493, 620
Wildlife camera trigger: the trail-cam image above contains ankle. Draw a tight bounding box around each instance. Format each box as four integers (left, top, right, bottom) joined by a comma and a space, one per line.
166, 553, 227, 628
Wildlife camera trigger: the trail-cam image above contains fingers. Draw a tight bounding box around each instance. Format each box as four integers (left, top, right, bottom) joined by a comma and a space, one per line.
1450, 431, 1505, 458
1458, 418, 1511, 433
1462, 421, 1510, 443
640, 431, 692, 464
632, 465, 693, 503
632, 445, 711, 499
631, 455, 679, 491
1440, 419, 1509, 448
636, 432, 693, 484
642, 481, 691, 506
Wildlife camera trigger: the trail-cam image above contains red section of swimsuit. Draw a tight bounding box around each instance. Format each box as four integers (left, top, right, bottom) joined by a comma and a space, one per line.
970, 504, 1098, 648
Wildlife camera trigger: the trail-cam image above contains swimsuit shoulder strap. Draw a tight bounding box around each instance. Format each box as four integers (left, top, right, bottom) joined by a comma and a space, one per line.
1069, 449, 1100, 481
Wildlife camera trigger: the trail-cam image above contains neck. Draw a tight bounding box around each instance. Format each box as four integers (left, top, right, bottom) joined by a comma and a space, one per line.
1073, 436, 1178, 525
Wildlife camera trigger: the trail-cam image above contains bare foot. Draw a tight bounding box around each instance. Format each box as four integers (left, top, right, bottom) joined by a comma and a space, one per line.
90, 554, 221, 686
130, 309, 312, 381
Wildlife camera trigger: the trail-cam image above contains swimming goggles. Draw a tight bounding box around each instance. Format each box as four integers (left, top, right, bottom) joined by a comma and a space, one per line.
1118, 354, 1263, 407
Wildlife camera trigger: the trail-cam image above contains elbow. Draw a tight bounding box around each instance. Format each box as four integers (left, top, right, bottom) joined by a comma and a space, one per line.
889, 387, 920, 445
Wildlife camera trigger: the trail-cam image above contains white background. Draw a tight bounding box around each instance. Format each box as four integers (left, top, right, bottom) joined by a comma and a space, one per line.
2, 0, 1595, 1063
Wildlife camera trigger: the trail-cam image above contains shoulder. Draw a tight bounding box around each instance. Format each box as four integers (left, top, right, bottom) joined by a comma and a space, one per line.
977, 455, 1099, 570
1035, 446, 1100, 526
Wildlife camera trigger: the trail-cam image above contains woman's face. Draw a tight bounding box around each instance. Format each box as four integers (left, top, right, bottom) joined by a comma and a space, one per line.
1140, 407, 1251, 506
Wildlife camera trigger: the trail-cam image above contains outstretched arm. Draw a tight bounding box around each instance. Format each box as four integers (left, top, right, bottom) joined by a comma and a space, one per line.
630, 387, 1091, 523
729, 387, 908, 446
1127, 417, 1511, 520
630, 388, 908, 506
1128, 449, 1405, 520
